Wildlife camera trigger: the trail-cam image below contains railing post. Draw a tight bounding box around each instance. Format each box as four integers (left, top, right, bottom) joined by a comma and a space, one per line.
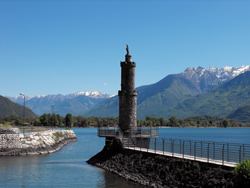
170, 138, 172, 154
189, 140, 192, 155
243, 144, 245, 160
183, 141, 185, 158
227, 143, 229, 162
155, 138, 156, 153
222, 144, 225, 165
147, 137, 149, 152
180, 139, 181, 155
163, 138, 165, 155
207, 143, 210, 163
194, 142, 196, 160
239, 146, 242, 163
140, 135, 142, 151
172, 140, 174, 157
213, 142, 215, 160
201, 141, 203, 158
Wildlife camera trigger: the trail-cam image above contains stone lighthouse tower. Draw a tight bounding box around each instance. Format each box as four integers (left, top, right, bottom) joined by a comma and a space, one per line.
118, 45, 137, 133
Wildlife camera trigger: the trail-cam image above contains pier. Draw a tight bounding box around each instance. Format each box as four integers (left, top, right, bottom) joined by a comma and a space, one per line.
98, 127, 250, 167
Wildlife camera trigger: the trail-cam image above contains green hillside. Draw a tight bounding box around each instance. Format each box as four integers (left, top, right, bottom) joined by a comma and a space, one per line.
84, 74, 201, 118
166, 71, 250, 119
227, 105, 250, 123
0, 95, 37, 118
84, 95, 119, 117
137, 75, 201, 119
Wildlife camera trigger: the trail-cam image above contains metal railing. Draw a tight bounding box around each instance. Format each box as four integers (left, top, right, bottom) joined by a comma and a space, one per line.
98, 127, 159, 138
126, 137, 250, 166
98, 127, 250, 166
97, 127, 119, 137
136, 127, 159, 137
98, 127, 159, 148
129, 129, 137, 145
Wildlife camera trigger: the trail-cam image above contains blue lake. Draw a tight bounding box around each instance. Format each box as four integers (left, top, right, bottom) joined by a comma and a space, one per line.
158, 127, 250, 144
0, 128, 249, 188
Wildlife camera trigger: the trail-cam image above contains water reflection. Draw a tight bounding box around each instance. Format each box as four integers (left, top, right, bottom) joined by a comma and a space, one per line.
0, 155, 45, 188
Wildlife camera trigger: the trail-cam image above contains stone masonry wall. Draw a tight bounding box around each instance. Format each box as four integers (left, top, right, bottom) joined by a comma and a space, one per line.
0, 128, 77, 156
88, 141, 236, 188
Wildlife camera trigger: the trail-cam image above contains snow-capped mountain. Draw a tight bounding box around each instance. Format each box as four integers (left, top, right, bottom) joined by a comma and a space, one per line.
65, 91, 110, 99
6, 91, 111, 116
183, 65, 250, 82
182, 65, 250, 93
8, 95, 31, 104
8, 91, 110, 103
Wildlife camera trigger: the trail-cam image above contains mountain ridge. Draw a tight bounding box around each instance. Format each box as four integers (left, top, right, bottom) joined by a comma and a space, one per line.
5, 65, 250, 119
165, 71, 250, 119
227, 105, 250, 123
6, 91, 111, 116
84, 65, 250, 119
0, 95, 37, 118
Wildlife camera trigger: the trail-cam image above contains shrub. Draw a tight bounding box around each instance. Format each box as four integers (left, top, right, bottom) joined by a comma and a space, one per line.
235, 159, 250, 187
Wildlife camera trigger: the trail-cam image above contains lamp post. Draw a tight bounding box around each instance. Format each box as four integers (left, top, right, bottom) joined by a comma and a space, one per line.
52, 103, 54, 131
20, 93, 25, 126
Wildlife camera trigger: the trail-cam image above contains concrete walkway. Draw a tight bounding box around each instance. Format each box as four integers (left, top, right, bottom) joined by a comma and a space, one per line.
125, 146, 237, 167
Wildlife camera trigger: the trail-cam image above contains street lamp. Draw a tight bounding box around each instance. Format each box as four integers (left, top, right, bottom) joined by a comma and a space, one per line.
20, 93, 25, 126
52, 103, 54, 131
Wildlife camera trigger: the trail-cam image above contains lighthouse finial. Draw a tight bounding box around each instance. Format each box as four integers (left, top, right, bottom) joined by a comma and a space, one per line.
126, 44, 129, 54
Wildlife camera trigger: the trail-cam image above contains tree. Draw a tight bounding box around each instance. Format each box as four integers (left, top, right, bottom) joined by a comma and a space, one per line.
34, 118, 41, 126
72, 118, 77, 127
146, 116, 154, 121
14, 117, 23, 126
178, 119, 185, 126
52, 113, 59, 127
209, 120, 213, 126
74, 116, 86, 127
168, 116, 177, 127
146, 120, 153, 127
159, 117, 166, 126
57, 114, 64, 127
40, 113, 49, 126
222, 119, 230, 128
65, 113, 72, 127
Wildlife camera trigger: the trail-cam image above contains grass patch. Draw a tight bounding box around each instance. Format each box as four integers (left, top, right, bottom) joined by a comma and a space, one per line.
0, 122, 12, 128
53, 132, 64, 141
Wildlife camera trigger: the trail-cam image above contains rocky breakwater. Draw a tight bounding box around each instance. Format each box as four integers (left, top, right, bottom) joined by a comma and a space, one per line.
88, 141, 236, 188
0, 128, 77, 156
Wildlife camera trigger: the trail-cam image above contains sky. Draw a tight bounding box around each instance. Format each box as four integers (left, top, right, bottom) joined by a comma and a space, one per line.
1, 0, 250, 97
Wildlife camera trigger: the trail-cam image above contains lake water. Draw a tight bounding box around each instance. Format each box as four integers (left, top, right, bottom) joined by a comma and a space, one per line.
0, 128, 249, 188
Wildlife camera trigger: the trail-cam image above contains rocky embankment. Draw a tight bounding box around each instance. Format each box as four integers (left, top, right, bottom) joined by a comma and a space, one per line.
0, 128, 77, 156
88, 141, 236, 188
